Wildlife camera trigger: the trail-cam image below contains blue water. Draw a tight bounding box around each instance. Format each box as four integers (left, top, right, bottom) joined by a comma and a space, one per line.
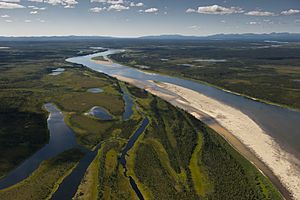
67, 50, 300, 158
51, 88, 135, 199
119, 118, 149, 200
87, 88, 103, 93
119, 118, 149, 167
50, 68, 65, 76
122, 88, 134, 120
129, 176, 145, 200
51, 145, 101, 200
0, 103, 77, 189
88, 106, 113, 120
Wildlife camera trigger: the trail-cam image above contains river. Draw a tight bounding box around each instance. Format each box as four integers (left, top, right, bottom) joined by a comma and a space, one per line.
0, 103, 77, 189
119, 117, 149, 200
0, 84, 137, 199
67, 49, 300, 160
66, 49, 300, 199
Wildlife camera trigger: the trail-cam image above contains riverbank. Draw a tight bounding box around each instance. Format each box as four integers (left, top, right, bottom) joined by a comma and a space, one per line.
114, 75, 300, 200
91, 56, 113, 65
109, 55, 300, 112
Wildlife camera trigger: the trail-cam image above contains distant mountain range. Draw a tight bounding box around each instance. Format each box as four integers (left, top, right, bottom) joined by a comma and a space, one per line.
138, 33, 300, 41
0, 33, 300, 41
0, 36, 113, 41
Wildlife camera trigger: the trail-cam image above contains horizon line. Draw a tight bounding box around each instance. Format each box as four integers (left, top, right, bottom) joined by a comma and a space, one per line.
1, 32, 300, 38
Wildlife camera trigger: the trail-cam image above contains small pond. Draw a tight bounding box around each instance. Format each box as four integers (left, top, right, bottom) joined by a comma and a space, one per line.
88, 106, 113, 120
49, 68, 65, 76
194, 59, 227, 62
87, 88, 104, 93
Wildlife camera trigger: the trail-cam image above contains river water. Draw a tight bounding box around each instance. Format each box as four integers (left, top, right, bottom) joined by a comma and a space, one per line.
119, 117, 149, 200
0, 48, 298, 198
121, 87, 134, 120
51, 88, 136, 199
51, 145, 101, 200
0, 83, 137, 196
0, 103, 77, 189
67, 49, 300, 160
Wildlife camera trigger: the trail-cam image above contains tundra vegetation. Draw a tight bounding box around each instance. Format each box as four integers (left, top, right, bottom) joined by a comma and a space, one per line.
0, 41, 282, 200
109, 41, 300, 110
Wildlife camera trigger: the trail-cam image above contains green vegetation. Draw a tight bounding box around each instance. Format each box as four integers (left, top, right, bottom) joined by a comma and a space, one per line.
0, 41, 125, 177
0, 149, 84, 200
73, 146, 104, 200
110, 41, 300, 110
75, 84, 282, 200
96, 141, 138, 200
0, 111, 48, 178
132, 94, 281, 199
44, 68, 125, 149
189, 134, 212, 196
0, 41, 283, 200
192, 117, 281, 200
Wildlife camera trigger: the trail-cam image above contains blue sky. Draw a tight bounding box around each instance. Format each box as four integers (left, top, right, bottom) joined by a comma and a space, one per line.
0, 0, 300, 36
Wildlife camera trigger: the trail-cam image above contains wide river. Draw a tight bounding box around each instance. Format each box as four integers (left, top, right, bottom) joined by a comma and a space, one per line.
67, 49, 300, 159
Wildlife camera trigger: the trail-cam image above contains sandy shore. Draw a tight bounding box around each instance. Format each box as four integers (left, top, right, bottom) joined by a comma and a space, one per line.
114, 75, 300, 200
91, 57, 113, 65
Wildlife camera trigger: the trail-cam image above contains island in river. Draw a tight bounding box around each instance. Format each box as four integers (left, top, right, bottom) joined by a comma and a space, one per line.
67, 45, 300, 199
0, 40, 296, 200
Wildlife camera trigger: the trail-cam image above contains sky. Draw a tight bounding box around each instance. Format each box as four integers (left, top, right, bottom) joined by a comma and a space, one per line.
0, 0, 300, 37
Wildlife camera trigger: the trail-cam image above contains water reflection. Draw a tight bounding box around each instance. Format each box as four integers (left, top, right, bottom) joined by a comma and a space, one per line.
0, 103, 77, 189
88, 106, 113, 120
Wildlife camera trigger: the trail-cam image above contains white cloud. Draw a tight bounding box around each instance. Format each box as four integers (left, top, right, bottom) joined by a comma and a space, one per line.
27, 0, 44, 2
90, 6, 106, 12
90, 0, 106, 3
91, 0, 145, 13
0, 0, 21, 2
47, 0, 78, 6
30, 10, 38, 14
91, 0, 124, 4
107, 0, 123, 4
130, 2, 143, 7
0, 2, 24, 9
108, 4, 129, 11
144, 7, 158, 13
281, 9, 300, 15
186, 5, 243, 15
25, 19, 32, 23
28, 5, 46, 10
249, 21, 261, 25
188, 25, 201, 30
245, 11, 275, 16
5, 19, 12, 22
28, 0, 78, 8
1, 14, 9, 17
186, 8, 195, 13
